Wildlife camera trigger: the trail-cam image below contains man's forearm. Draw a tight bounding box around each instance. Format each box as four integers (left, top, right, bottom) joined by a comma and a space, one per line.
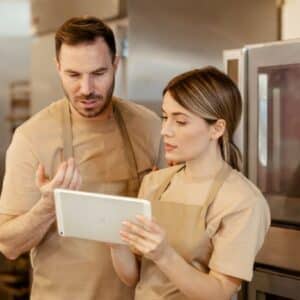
0, 197, 56, 259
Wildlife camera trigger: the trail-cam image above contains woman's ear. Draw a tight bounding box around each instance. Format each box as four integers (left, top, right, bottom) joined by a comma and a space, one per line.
211, 119, 226, 140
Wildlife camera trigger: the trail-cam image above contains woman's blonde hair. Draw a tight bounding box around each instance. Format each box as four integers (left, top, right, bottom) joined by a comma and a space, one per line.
163, 66, 242, 171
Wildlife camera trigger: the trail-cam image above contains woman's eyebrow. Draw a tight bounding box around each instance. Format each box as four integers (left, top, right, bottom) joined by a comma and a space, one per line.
161, 109, 189, 117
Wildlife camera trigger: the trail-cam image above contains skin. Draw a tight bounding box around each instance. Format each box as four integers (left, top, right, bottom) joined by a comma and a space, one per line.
0, 37, 118, 259
110, 92, 241, 299
0, 159, 81, 259
56, 37, 118, 119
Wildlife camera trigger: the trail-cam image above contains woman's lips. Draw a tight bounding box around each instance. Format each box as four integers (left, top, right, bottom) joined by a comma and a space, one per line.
164, 143, 177, 152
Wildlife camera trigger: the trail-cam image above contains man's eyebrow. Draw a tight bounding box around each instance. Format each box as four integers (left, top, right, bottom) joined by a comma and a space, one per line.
91, 67, 108, 73
64, 67, 108, 73
64, 69, 79, 73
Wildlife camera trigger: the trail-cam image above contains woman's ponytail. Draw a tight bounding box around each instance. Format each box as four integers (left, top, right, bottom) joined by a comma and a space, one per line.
220, 132, 242, 171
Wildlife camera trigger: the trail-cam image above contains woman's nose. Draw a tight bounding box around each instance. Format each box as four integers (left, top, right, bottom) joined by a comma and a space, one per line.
161, 120, 174, 137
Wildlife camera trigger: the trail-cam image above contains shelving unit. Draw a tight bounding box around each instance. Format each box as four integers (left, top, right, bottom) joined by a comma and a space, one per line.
2, 81, 31, 299
6, 81, 31, 135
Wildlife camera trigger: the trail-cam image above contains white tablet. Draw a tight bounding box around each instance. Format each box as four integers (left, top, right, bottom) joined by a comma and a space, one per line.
54, 189, 152, 244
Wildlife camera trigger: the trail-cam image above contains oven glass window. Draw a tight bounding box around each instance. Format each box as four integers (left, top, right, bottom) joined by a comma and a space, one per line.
257, 64, 300, 226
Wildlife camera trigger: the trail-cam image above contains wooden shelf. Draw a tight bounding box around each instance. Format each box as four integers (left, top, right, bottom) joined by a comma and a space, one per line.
6, 115, 30, 122
11, 99, 30, 107
7, 80, 31, 135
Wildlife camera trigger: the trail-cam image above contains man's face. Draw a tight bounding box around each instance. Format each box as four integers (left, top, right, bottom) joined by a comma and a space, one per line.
56, 37, 118, 118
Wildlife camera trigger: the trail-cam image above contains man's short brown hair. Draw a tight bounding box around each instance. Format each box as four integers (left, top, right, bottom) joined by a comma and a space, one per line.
55, 16, 116, 61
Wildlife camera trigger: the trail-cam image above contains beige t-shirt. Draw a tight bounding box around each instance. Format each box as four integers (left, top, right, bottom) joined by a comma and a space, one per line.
138, 166, 270, 282
0, 97, 164, 300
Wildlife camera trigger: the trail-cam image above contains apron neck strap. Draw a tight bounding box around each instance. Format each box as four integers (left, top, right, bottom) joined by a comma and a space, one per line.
60, 98, 140, 183
153, 163, 232, 208
201, 163, 232, 212
62, 99, 74, 160
113, 102, 140, 181
153, 164, 185, 201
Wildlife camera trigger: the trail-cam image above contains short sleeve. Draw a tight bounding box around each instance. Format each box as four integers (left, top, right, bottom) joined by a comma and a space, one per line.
208, 194, 270, 281
0, 130, 40, 215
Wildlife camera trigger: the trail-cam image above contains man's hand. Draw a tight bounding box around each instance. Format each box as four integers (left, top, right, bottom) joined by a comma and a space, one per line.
35, 158, 82, 213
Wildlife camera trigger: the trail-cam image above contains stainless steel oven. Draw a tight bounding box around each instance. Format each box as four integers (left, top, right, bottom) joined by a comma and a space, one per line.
224, 40, 300, 300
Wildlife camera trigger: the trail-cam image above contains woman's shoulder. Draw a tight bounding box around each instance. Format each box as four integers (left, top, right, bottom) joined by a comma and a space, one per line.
143, 164, 185, 183
207, 168, 271, 242
217, 168, 269, 212
227, 170, 264, 199
138, 164, 185, 200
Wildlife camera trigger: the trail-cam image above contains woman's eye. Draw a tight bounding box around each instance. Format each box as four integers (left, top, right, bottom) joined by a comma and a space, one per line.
176, 120, 187, 126
160, 116, 168, 121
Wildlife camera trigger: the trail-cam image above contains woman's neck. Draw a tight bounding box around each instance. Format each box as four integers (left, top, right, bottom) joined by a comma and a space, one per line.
184, 144, 225, 181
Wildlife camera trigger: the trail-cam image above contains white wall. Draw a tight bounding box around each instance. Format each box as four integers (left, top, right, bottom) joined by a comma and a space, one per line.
30, 33, 64, 114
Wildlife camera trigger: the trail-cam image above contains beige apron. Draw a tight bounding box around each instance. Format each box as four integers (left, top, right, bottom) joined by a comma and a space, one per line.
30, 99, 141, 300
135, 163, 232, 300
61, 98, 141, 196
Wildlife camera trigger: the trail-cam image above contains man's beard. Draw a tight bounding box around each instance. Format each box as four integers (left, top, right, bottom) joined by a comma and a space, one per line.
62, 79, 115, 118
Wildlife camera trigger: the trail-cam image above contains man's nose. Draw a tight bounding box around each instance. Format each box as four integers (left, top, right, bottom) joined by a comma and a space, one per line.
80, 76, 93, 95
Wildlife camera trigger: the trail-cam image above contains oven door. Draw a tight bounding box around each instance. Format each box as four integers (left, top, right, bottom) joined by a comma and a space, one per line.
223, 48, 247, 172
247, 40, 300, 228
247, 40, 300, 273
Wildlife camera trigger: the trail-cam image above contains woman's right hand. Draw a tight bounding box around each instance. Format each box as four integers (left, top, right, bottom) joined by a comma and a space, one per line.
120, 215, 172, 263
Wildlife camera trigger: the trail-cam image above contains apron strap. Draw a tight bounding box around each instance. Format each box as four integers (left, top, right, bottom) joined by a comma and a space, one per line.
152, 164, 185, 201
61, 99, 74, 160
113, 102, 140, 183
201, 163, 232, 212
152, 163, 232, 210
60, 98, 140, 188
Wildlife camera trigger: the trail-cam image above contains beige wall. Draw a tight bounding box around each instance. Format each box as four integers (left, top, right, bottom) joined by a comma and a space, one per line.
0, 37, 31, 191
0, 0, 31, 191
282, 0, 300, 39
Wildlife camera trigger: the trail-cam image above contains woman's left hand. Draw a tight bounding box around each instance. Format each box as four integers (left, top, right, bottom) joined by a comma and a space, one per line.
120, 215, 171, 263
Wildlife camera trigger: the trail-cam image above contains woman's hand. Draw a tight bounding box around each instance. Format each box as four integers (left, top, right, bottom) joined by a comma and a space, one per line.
120, 215, 171, 263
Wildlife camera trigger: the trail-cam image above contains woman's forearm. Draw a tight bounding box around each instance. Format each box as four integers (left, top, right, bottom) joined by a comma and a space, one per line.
110, 244, 139, 287
154, 246, 239, 300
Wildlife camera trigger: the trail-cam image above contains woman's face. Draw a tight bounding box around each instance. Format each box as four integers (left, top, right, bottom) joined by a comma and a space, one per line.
161, 91, 216, 163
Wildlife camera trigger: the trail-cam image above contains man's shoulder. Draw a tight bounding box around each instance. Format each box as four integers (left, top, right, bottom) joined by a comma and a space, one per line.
114, 97, 164, 169
17, 98, 65, 135
113, 97, 160, 124
15, 98, 65, 146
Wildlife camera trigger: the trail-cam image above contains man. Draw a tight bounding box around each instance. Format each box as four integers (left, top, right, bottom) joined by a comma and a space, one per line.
0, 16, 164, 300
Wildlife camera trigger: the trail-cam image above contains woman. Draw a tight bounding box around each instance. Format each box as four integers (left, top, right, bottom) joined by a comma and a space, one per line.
110, 66, 270, 300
